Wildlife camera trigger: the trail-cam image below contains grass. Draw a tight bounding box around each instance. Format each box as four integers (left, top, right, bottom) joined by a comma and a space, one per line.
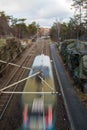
75, 87, 87, 101
0, 39, 6, 48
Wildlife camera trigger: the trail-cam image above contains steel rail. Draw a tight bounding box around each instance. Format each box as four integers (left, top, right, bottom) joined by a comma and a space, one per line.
0, 43, 43, 120
0, 55, 30, 119
0, 72, 40, 92
0, 60, 31, 70
0, 55, 30, 89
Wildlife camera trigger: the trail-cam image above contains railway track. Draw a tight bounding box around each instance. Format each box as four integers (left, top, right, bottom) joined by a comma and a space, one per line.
0, 56, 30, 119
0, 44, 35, 87
0, 40, 47, 120
0, 39, 70, 130
45, 40, 50, 56
0, 41, 50, 119
0, 58, 32, 119
0, 44, 38, 120
42, 39, 50, 56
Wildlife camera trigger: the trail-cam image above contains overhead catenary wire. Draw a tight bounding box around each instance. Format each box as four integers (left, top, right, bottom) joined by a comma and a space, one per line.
0, 72, 40, 92
0, 44, 58, 95
39, 75, 56, 92
0, 71, 58, 94
0, 60, 31, 70
2, 91, 58, 94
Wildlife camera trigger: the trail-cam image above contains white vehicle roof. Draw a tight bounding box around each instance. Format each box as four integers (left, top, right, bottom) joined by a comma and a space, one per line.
32, 54, 50, 68
29, 54, 53, 78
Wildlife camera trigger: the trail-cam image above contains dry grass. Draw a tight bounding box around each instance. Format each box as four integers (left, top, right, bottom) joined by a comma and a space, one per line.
0, 39, 6, 48
75, 87, 87, 101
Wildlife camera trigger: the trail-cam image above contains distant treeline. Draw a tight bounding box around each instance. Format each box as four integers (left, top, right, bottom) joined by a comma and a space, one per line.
0, 11, 40, 39
50, 0, 87, 41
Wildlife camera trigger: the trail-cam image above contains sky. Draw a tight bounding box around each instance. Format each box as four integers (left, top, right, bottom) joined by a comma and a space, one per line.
0, 0, 74, 28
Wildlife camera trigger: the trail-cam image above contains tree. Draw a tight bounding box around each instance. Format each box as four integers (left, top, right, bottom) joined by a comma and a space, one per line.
60, 23, 68, 40
50, 22, 61, 42
72, 0, 87, 40
0, 11, 10, 37
15, 23, 28, 38
50, 22, 69, 41
11, 17, 28, 38
28, 22, 37, 37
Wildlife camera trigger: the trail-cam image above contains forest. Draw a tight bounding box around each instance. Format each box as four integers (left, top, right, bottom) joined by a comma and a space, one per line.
50, 0, 87, 41
0, 11, 39, 39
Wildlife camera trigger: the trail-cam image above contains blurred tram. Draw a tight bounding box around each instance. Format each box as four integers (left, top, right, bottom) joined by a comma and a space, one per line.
22, 54, 56, 130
